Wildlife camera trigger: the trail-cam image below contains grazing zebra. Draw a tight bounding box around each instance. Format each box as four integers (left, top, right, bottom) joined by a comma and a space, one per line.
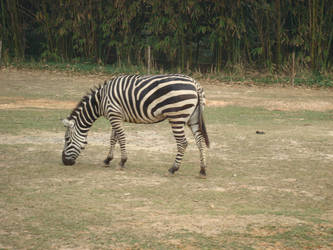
62, 74, 209, 176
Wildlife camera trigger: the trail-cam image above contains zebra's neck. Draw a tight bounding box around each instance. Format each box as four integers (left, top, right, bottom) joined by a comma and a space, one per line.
69, 87, 103, 130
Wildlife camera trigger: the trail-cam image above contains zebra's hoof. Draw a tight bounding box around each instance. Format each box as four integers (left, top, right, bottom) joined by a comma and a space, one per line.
199, 168, 206, 177
119, 158, 127, 168
168, 166, 179, 174
104, 156, 113, 165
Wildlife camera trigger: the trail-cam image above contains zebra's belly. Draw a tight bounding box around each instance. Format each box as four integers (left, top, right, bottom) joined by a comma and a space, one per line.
122, 112, 166, 124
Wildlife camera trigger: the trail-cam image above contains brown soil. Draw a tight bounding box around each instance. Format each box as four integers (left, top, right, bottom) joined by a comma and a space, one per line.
1, 92, 332, 112
0, 68, 332, 249
0, 97, 77, 110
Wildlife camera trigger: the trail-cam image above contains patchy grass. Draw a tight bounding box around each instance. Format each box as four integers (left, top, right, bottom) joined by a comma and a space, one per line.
0, 69, 332, 249
0, 109, 66, 134
8, 61, 333, 87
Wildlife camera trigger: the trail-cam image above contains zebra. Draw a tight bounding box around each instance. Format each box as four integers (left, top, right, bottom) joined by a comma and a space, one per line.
62, 74, 210, 176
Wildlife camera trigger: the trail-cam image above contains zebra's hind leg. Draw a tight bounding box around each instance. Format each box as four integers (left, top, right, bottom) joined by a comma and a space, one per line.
104, 129, 117, 166
189, 123, 207, 177
168, 122, 188, 174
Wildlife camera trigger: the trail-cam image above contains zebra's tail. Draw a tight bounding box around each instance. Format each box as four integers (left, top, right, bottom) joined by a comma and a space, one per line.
196, 86, 210, 148
198, 99, 210, 148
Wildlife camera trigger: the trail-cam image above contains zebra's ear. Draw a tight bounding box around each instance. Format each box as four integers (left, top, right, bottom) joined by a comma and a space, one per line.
62, 118, 75, 128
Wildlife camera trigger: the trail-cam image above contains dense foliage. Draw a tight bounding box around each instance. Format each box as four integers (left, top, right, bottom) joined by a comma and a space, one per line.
1, 0, 333, 73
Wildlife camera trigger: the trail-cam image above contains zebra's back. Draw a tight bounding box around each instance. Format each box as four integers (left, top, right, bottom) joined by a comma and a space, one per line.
105, 74, 201, 124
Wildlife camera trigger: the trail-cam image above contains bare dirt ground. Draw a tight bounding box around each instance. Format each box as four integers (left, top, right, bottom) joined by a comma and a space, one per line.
204, 83, 333, 111
1, 68, 333, 111
1, 68, 332, 154
0, 69, 333, 111
0, 97, 77, 110
1, 68, 332, 150
0, 68, 332, 249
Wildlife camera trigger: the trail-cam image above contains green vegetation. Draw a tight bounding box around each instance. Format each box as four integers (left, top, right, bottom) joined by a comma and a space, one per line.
1, 0, 333, 76
9, 60, 153, 75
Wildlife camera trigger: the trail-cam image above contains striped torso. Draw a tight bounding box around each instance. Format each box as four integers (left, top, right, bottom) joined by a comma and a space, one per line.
103, 74, 201, 124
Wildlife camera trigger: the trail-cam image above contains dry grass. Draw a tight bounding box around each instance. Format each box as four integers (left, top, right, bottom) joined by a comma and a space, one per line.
0, 69, 332, 249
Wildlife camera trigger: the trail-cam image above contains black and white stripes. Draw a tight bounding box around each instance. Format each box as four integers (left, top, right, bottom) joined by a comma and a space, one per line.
62, 74, 209, 176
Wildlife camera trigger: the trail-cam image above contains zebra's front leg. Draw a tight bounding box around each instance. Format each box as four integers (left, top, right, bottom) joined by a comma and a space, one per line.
104, 129, 117, 166
110, 117, 128, 168
168, 122, 188, 174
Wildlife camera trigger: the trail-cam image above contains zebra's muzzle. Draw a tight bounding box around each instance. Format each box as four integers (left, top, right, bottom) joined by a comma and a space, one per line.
62, 151, 75, 166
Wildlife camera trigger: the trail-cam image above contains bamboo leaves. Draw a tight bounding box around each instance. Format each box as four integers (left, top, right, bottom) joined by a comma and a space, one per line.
0, 0, 332, 72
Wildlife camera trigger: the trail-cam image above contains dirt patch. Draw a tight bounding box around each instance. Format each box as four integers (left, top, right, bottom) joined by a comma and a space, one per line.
113, 211, 305, 237
0, 130, 177, 153
0, 97, 76, 110
241, 99, 333, 111
1, 69, 332, 112
204, 84, 333, 111
206, 100, 232, 107
2, 95, 332, 112
1, 69, 333, 249
206, 95, 333, 111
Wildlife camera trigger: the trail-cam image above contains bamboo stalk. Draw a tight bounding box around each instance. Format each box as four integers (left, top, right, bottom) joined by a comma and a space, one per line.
147, 45, 151, 74
291, 51, 296, 86
0, 40, 2, 65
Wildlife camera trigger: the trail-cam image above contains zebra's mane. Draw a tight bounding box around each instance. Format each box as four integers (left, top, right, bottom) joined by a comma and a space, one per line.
68, 82, 107, 119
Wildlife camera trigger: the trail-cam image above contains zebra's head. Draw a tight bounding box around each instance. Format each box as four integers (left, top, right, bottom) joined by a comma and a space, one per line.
62, 118, 87, 165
